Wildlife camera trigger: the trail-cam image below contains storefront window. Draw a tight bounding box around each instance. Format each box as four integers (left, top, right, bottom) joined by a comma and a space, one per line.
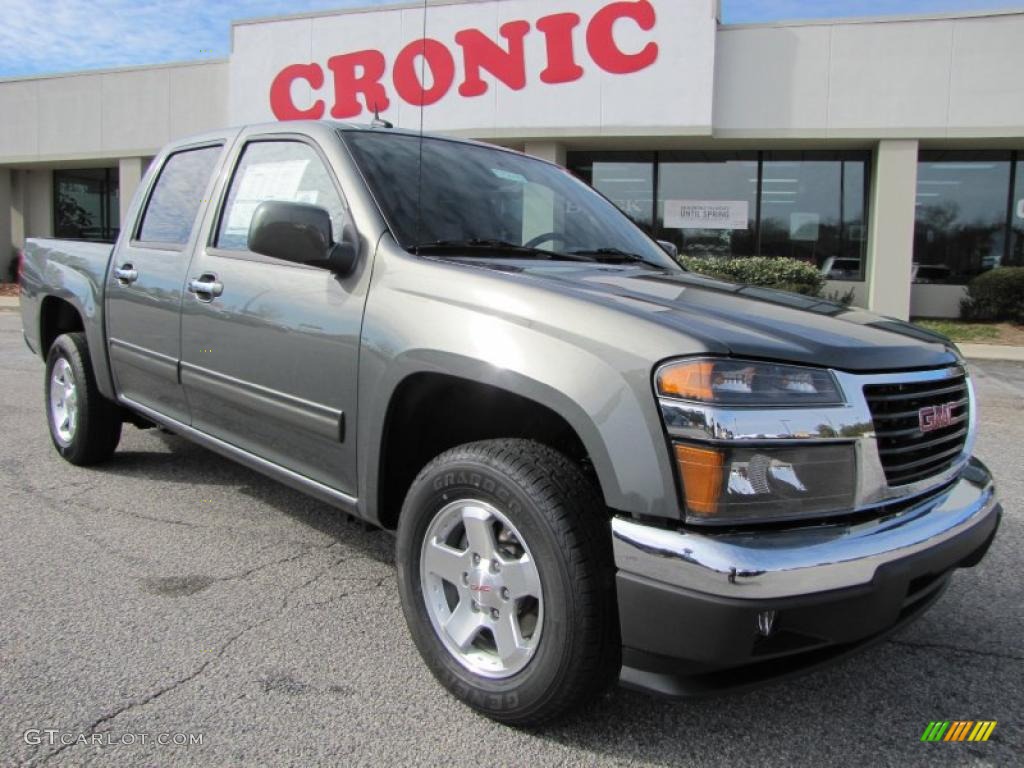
914, 151, 1013, 283
656, 152, 757, 259
568, 152, 654, 231
1011, 157, 1024, 267
568, 150, 871, 280
759, 152, 868, 279
53, 168, 119, 242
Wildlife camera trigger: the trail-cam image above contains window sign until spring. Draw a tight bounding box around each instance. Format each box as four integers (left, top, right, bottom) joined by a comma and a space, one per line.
664, 200, 749, 230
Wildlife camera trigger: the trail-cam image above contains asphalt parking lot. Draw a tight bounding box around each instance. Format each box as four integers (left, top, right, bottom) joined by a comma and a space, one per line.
0, 309, 1020, 767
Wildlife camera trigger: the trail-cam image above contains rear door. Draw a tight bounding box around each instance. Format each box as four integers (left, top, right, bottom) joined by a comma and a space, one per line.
106, 140, 228, 422
178, 130, 368, 495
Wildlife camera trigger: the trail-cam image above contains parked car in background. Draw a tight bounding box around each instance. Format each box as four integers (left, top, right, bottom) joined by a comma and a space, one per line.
913, 263, 954, 283
827, 257, 863, 280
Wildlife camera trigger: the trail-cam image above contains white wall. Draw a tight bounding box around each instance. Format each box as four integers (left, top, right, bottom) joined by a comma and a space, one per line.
866, 140, 919, 320
832, 277, 970, 319
714, 11, 1024, 139
0, 61, 229, 163
23, 171, 53, 240
824, 280, 868, 308
10, 170, 24, 253
911, 284, 968, 318
0, 169, 11, 279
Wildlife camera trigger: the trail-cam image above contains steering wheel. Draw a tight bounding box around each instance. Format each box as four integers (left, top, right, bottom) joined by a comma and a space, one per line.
523, 232, 568, 250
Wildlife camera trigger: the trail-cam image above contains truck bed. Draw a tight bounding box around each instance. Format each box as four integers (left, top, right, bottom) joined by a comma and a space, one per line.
19, 238, 115, 394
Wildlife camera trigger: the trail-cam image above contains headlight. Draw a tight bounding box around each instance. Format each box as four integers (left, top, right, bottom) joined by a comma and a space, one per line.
673, 443, 856, 525
657, 358, 844, 407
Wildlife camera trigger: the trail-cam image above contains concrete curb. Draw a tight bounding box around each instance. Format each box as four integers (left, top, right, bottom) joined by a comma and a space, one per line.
0, 296, 19, 311
959, 344, 1024, 363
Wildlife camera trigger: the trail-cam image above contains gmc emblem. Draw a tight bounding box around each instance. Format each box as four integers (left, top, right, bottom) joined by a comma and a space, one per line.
919, 403, 955, 433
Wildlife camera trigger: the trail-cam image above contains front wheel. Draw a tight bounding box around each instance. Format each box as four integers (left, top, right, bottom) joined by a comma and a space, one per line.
45, 332, 122, 465
396, 439, 619, 726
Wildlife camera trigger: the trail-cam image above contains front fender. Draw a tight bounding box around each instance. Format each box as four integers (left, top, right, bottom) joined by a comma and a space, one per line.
357, 247, 688, 522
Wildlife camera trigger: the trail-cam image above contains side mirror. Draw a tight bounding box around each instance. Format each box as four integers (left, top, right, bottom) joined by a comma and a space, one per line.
657, 240, 679, 260
248, 200, 358, 276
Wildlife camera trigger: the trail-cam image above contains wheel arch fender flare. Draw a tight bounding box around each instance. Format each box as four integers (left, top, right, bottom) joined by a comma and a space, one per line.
359, 347, 679, 524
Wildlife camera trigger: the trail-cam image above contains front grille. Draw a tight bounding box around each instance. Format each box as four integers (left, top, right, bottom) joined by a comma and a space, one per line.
864, 370, 970, 487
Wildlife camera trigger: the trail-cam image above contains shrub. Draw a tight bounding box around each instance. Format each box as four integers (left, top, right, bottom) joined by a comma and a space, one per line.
960, 267, 1024, 323
680, 255, 827, 297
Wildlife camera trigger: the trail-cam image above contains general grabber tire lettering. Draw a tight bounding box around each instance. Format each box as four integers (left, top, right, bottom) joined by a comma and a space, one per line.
396, 439, 619, 726
45, 332, 122, 466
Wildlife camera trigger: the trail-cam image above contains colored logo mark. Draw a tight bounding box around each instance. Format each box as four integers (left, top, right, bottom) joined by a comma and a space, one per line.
921, 721, 997, 742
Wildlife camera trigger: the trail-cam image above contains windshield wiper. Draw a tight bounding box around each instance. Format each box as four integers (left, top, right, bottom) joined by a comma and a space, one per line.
413, 239, 594, 262
568, 247, 656, 265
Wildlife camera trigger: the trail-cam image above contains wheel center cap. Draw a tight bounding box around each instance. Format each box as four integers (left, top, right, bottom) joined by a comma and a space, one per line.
469, 568, 501, 608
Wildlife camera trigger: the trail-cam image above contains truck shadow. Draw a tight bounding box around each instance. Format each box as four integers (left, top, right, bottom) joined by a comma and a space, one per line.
534, 631, 1019, 765
99, 430, 393, 566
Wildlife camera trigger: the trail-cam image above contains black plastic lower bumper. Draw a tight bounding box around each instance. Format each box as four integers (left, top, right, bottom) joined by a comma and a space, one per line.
616, 501, 1001, 698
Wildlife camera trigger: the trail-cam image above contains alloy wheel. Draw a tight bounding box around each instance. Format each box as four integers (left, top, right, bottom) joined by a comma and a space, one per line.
420, 499, 544, 679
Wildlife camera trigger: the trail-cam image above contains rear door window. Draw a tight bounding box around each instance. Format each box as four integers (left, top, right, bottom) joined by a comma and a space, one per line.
137, 146, 223, 246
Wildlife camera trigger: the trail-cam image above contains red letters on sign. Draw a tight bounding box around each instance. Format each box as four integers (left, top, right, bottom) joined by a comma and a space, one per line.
393, 38, 456, 107
268, 1, 661, 120
456, 20, 531, 97
587, 0, 659, 75
535, 13, 585, 85
270, 64, 325, 120
327, 50, 391, 119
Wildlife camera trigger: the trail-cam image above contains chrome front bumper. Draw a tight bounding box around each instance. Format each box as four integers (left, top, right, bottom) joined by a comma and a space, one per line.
612, 458, 999, 601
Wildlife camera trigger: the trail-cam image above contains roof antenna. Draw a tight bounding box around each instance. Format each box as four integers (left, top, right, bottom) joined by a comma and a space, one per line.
371, 102, 393, 129
414, 0, 427, 255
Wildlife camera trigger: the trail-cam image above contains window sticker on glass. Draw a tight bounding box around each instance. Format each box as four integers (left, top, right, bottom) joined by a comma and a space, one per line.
492, 169, 527, 183
225, 202, 261, 235
224, 160, 310, 235
237, 160, 308, 200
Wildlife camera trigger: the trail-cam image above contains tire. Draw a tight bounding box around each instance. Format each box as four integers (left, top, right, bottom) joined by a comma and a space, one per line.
396, 439, 619, 726
45, 332, 122, 466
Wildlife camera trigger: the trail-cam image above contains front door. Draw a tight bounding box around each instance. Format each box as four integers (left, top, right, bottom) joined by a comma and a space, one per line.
105, 142, 227, 423
179, 135, 366, 495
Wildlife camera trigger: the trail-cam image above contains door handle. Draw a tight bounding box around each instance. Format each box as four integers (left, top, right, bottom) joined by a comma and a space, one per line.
188, 274, 224, 301
114, 264, 138, 284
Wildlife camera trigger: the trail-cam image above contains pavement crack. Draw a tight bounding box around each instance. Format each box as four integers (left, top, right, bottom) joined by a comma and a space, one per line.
39, 620, 251, 765
35, 543, 345, 766
216, 545, 332, 585
122, 510, 205, 529
888, 638, 1024, 662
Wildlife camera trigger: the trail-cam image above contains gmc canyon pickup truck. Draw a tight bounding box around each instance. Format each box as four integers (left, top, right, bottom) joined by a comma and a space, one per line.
20, 122, 1000, 726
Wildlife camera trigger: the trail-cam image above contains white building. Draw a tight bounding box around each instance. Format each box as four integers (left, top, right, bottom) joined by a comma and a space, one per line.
1, 0, 1023, 319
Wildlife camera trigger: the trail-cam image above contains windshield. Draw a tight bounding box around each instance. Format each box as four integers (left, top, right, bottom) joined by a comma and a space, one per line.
342, 131, 678, 269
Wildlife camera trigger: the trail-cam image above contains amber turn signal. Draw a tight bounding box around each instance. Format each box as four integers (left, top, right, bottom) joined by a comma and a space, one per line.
657, 361, 717, 402
673, 444, 725, 517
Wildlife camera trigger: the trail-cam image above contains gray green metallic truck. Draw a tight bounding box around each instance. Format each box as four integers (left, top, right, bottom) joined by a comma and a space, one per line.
18, 121, 1001, 725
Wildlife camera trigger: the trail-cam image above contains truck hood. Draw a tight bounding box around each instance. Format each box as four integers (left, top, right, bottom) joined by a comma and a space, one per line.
476, 263, 960, 372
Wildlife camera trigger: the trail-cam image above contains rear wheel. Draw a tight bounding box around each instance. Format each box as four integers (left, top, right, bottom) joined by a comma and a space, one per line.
396, 439, 618, 726
45, 332, 122, 465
